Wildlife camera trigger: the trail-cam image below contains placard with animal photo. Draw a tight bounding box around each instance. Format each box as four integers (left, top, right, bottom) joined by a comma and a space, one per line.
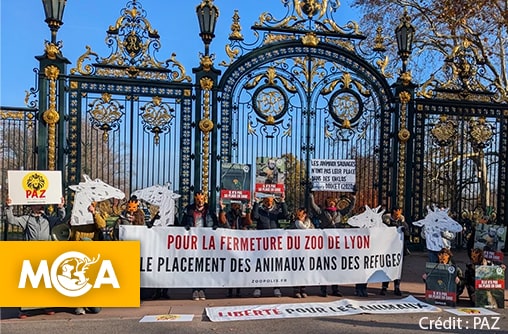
474, 265, 505, 309
255, 157, 285, 195
474, 224, 506, 262
220, 163, 252, 202
424, 262, 458, 307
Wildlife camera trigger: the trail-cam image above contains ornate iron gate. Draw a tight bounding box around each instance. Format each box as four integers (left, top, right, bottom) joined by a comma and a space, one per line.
215, 1, 396, 215
63, 0, 399, 217
410, 100, 507, 223
66, 2, 195, 205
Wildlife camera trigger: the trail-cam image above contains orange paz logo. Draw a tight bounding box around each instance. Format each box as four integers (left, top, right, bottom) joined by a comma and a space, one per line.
0, 241, 140, 307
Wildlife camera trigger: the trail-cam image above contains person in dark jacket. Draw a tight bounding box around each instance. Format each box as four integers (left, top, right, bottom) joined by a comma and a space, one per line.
182, 190, 218, 301
251, 193, 289, 297
310, 192, 351, 297
251, 194, 288, 230
379, 206, 409, 296
219, 199, 252, 297
182, 191, 218, 229
422, 247, 465, 298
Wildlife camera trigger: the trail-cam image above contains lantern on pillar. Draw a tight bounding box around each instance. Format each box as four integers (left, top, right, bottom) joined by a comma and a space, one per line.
196, 0, 219, 56
395, 9, 415, 72
42, 0, 67, 44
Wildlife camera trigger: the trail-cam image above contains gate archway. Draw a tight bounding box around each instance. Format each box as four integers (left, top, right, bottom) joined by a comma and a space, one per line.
217, 36, 395, 213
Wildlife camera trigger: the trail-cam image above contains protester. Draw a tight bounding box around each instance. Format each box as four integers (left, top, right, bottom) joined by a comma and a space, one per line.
310, 192, 353, 297
74, 203, 104, 315
421, 206, 457, 263
218, 199, 252, 297
290, 207, 314, 298
5, 197, 66, 241
422, 248, 465, 299
218, 200, 252, 230
380, 207, 409, 296
251, 193, 289, 297
70, 201, 107, 241
120, 195, 146, 225
182, 190, 218, 301
465, 248, 506, 306
5, 196, 66, 318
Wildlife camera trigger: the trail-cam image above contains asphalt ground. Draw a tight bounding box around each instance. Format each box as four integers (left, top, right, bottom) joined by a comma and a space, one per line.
1, 250, 507, 334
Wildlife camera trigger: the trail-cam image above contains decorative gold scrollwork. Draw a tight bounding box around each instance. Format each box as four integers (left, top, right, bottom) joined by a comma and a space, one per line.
398, 128, 410, 142
44, 41, 62, 60
400, 71, 412, 87
199, 118, 214, 133
468, 117, 494, 149
70, 1, 190, 82
252, 0, 363, 43
89, 93, 124, 142
200, 55, 214, 72
398, 91, 411, 104
42, 109, 59, 125
228, 10, 244, 41
430, 115, 457, 147
301, 32, 319, 46
140, 96, 175, 145
42, 65, 60, 170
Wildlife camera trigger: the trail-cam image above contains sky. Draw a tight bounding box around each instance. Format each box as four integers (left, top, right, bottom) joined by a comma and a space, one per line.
0, 0, 361, 108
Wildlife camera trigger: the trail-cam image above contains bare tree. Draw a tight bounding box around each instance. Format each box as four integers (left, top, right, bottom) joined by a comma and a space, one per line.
352, 0, 508, 95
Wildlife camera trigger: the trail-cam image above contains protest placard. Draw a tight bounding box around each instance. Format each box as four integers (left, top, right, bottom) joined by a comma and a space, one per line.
310, 159, 355, 192
255, 157, 285, 195
220, 163, 252, 202
7, 170, 62, 205
424, 262, 458, 307
475, 265, 505, 309
474, 224, 507, 262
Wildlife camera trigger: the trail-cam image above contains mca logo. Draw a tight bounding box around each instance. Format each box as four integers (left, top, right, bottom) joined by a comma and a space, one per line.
18, 251, 119, 297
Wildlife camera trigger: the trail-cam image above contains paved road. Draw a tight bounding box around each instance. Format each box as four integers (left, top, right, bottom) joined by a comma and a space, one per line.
1, 251, 507, 334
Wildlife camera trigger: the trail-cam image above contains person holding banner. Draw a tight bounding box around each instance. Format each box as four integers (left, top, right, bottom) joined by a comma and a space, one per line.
465, 248, 506, 306
5, 196, 66, 318
422, 248, 465, 298
291, 207, 314, 298
380, 207, 409, 296
310, 192, 350, 297
5, 197, 66, 241
219, 199, 253, 298
251, 193, 289, 297
182, 190, 218, 301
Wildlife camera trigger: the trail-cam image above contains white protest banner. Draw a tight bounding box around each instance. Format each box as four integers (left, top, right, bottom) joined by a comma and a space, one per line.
205, 295, 441, 322
310, 159, 356, 192
119, 226, 403, 288
7, 170, 62, 205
